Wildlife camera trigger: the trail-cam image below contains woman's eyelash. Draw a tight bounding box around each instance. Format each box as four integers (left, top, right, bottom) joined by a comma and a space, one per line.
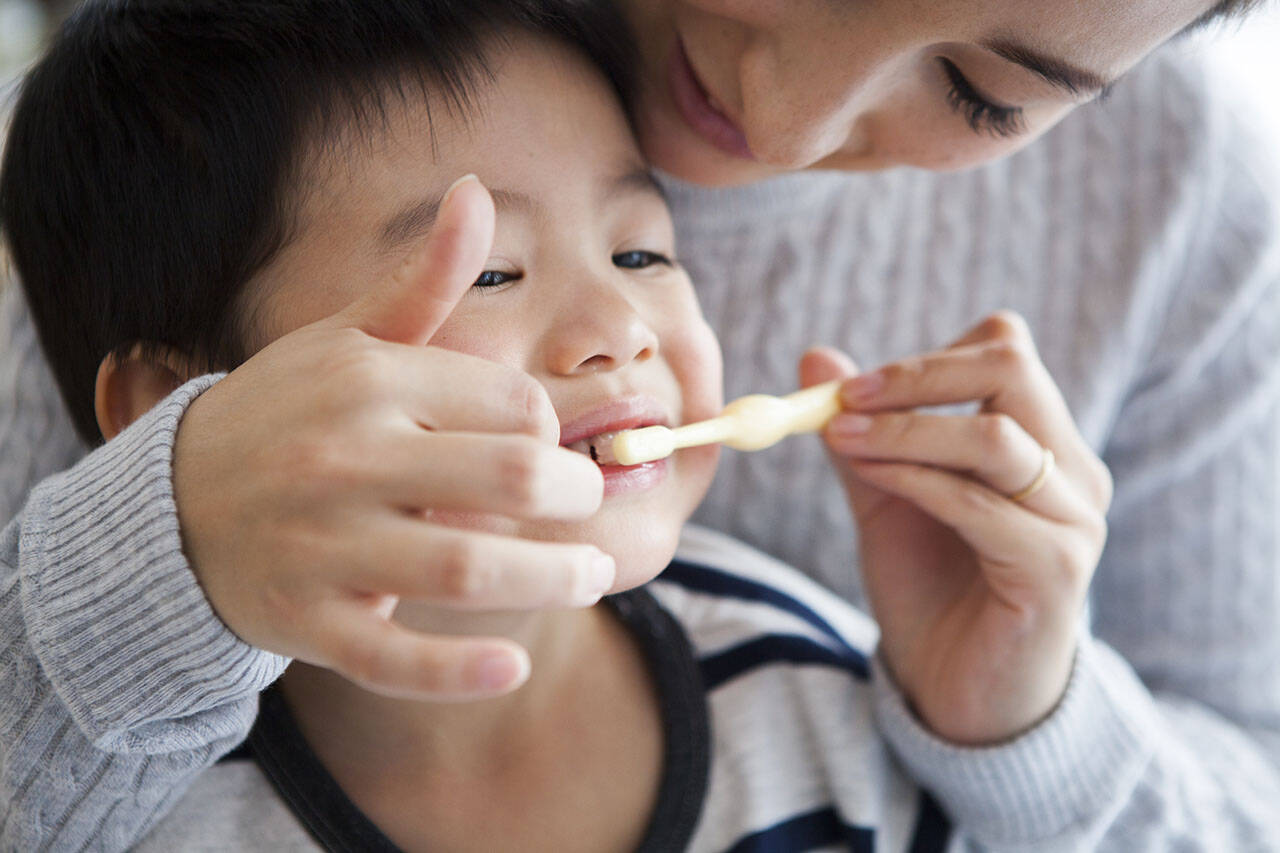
613, 250, 673, 270
939, 58, 1026, 139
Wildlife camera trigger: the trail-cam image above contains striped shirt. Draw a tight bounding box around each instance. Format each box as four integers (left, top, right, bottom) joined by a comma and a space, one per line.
134, 525, 950, 853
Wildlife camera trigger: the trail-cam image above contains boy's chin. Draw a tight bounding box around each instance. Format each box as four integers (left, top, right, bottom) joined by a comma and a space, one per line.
607, 531, 682, 595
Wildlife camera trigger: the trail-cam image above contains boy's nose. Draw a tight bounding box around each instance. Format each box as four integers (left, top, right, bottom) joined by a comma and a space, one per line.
545, 285, 659, 376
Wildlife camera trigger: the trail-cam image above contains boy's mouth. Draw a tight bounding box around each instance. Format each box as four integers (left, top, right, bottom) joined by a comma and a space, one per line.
558, 396, 670, 469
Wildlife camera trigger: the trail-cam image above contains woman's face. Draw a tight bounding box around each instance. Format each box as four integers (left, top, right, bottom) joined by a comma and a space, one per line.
620, 0, 1219, 184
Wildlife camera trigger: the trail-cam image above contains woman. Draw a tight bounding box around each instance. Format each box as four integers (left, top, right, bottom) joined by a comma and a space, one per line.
3, 0, 1277, 848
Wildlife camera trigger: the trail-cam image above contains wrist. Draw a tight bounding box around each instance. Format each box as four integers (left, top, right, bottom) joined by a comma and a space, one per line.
893, 620, 1079, 745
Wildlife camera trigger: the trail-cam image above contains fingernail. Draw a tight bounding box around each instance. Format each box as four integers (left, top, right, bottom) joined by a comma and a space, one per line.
441, 173, 478, 206
577, 553, 616, 605
474, 651, 526, 691
841, 371, 885, 403
829, 413, 874, 437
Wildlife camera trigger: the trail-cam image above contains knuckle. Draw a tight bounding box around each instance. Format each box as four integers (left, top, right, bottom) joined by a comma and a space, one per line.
257, 579, 307, 634
504, 373, 555, 437
876, 413, 909, 444
986, 339, 1038, 384
433, 536, 489, 602
316, 337, 395, 412
881, 357, 926, 386
977, 414, 1018, 458
959, 480, 1004, 516
334, 640, 385, 687
405, 649, 453, 695
1084, 513, 1110, 552
283, 437, 360, 496
1090, 457, 1115, 510
984, 310, 1032, 342
495, 441, 551, 513
1046, 535, 1094, 597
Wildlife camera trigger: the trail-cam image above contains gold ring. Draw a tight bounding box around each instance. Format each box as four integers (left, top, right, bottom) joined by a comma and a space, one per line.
1008, 447, 1055, 502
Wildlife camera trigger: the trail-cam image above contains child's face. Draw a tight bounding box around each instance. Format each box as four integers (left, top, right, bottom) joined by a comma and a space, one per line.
245, 36, 724, 591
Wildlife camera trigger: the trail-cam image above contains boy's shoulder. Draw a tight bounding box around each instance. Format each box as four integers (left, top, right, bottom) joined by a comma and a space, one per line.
651, 523, 879, 670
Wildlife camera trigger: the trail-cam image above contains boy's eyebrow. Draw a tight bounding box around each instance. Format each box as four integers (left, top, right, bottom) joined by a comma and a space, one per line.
378, 166, 665, 249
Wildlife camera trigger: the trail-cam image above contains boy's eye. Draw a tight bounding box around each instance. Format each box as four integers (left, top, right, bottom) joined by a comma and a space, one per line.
472, 270, 520, 289
613, 250, 673, 270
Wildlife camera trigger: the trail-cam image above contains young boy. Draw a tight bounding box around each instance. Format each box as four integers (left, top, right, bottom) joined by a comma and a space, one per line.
1, 1, 955, 850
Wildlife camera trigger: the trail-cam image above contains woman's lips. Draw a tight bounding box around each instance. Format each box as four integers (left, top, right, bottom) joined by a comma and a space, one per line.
667, 37, 754, 160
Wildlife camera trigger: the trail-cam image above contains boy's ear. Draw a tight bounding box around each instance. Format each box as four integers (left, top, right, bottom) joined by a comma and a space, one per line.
94, 345, 194, 441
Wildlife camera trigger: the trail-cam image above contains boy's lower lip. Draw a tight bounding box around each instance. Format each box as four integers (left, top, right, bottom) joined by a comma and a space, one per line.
667, 38, 754, 161
600, 458, 668, 498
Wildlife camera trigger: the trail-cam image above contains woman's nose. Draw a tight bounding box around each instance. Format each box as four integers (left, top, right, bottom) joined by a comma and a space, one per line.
544, 284, 659, 376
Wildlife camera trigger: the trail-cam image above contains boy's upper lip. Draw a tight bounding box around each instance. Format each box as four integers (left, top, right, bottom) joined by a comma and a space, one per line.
559, 395, 671, 446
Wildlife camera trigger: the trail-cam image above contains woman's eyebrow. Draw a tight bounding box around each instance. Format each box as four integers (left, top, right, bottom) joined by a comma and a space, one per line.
981, 37, 1115, 98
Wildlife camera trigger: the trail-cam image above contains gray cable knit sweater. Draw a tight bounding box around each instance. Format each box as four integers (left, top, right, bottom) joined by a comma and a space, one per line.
3, 43, 1280, 850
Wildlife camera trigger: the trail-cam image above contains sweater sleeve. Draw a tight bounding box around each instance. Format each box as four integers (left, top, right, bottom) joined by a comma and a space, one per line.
1, 374, 290, 852
0, 283, 87, 528
873, 61, 1280, 850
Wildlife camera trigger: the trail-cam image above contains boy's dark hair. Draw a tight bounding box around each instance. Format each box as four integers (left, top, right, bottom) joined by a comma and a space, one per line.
0, 0, 634, 444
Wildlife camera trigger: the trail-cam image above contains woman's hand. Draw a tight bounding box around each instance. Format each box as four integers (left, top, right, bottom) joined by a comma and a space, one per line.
173, 177, 612, 702
802, 311, 1112, 744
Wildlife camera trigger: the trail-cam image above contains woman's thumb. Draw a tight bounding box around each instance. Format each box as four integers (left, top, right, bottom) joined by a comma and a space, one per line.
799, 346, 860, 389
327, 174, 495, 345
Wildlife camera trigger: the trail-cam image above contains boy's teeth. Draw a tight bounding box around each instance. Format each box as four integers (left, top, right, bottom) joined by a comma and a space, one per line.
566, 431, 622, 464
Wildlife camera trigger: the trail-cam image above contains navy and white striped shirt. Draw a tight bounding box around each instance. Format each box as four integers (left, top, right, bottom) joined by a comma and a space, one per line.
137, 525, 950, 852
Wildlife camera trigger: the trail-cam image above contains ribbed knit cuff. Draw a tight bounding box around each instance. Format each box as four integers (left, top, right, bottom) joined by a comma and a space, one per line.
18, 373, 290, 751
872, 636, 1159, 848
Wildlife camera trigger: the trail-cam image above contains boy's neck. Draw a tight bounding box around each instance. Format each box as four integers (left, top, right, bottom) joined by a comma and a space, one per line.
280, 604, 602, 771
277, 600, 665, 850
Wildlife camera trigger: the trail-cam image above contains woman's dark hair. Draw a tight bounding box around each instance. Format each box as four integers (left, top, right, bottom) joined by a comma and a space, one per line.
0, 0, 633, 444
1195, 0, 1268, 28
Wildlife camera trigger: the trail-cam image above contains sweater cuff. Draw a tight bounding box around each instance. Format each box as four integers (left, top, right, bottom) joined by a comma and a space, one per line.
18, 374, 290, 750
872, 635, 1159, 847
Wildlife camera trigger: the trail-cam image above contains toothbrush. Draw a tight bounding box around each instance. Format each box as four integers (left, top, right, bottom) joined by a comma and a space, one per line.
598, 380, 844, 466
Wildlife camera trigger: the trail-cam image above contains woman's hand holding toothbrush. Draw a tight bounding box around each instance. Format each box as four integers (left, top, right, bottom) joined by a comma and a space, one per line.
803, 311, 1113, 745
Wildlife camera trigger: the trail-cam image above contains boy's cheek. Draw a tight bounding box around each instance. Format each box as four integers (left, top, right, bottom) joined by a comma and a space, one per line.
669, 319, 724, 423
426, 323, 513, 365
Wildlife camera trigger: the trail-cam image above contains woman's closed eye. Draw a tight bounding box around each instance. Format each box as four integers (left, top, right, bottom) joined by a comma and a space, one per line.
613, 249, 674, 271
938, 58, 1026, 138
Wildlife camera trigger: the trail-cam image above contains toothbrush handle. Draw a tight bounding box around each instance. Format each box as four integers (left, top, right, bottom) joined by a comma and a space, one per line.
775, 379, 843, 434
610, 380, 844, 465
684, 379, 843, 452
669, 414, 743, 449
